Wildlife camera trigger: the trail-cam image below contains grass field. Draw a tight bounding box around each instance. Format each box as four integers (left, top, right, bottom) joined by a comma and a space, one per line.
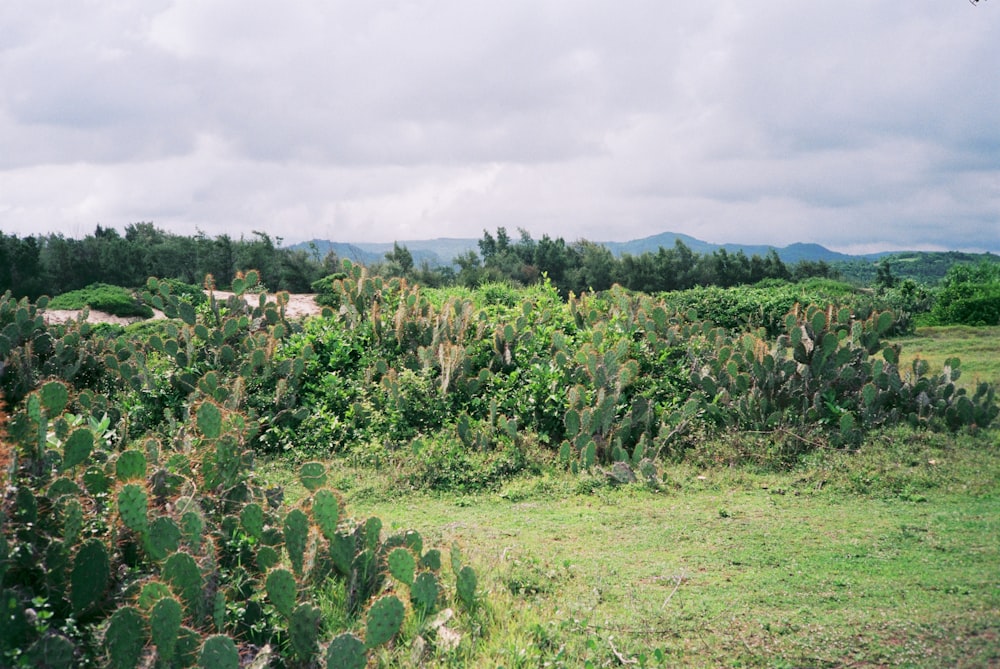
260, 326, 1000, 667
328, 430, 1000, 668
891, 325, 1000, 391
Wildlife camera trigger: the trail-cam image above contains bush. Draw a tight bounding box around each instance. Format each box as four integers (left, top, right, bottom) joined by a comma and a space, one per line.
926, 261, 1000, 326
47, 283, 153, 318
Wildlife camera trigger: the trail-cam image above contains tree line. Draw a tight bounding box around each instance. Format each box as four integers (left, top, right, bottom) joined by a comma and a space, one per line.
0, 223, 338, 300
3, 223, 838, 300
408, 227, 835, 295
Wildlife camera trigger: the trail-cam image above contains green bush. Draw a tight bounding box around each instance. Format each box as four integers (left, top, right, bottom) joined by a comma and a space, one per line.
925, 261, 1000, 326
47, 283, 154, 318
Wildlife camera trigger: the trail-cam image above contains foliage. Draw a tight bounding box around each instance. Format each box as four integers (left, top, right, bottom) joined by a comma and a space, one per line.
278, 266, 995, 480
46, 283, 154, 319
0, 275, 480, 667
924, 260, 1000, 326
1, 224, 334, 299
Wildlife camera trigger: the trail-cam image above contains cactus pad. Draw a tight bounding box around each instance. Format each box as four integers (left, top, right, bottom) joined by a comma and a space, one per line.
196, 402, 223, 439
117, 483, 149, 535
199, 635, 239, 669
181, 510, 205, 552
420, 549, 441, 572
266, 568, 297, 619
325, 633, 367, 669
163, 552, 203, 621
256, 545, 280, 572
329, 531, 355, 576
311, 489, 340, 542
27, 633, 76, 669
150, 596, 183, 664
283, 508, 309, 576
299, 461, 327, 491
240, 503, 265, 540
105, 606, 146, 669
146, 516, 182, 561
365, 595, 404, 648
410, 571, 439, 614
62, 428, 94, 471
387, 547, 415, 586
70, 538, 110, 615
138, 581, 171, 610
290, 603, 322, 660
61, 498, 83, 545
115, 450, 147, 482
457, 565, 477, 609
40, 380, 70, 416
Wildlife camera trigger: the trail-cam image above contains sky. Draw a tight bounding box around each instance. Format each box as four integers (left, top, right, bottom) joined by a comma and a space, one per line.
1, 1, 998, 254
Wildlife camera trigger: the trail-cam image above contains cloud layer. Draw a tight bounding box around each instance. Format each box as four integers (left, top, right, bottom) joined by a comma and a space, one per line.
1, 1, 997, 252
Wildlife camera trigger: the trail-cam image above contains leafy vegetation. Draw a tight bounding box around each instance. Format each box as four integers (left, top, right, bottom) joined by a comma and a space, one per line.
1, 255, 997, 666
923, 260, 1000, 327
0, 277, 482, 668
45, 283, 154, 319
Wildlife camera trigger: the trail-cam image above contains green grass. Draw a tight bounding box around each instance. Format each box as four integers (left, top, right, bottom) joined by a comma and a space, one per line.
260, 427, 1000, 668
256, 325, 1000, 667
891, 325, 1000, 391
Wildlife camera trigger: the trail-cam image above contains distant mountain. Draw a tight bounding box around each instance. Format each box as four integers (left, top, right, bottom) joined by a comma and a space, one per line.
289, 232, 855, 266
291, 238, 478, 268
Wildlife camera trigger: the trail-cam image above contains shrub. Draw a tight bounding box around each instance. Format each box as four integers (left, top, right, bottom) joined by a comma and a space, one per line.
47, 283, 154, 318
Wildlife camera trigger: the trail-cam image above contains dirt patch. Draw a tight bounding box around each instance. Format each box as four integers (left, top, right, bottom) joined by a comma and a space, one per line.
42, 308, 167, 327
42, 292, 324, 326
210, 291, 324, 320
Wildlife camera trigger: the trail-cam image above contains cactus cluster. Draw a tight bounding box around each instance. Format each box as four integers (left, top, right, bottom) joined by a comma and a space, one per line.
690, 305, 998, 440
0, 281, 481, 668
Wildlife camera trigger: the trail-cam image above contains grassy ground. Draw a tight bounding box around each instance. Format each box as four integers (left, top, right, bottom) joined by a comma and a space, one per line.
257, 326, 1000, 667
259, 428, 1000, 668
890, 325, 1000, 391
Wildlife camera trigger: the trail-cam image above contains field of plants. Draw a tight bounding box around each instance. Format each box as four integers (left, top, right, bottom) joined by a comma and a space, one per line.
0, 264, 997, 667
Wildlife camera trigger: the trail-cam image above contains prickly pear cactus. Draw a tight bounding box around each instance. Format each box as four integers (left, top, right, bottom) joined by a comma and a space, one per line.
196, 401, 223, 439
410, 571, 439, 615
115, 450, 147, 482
146, 516, 181, 561
283, 508, 309, 576
199, 635, 240, 669
181, 510, 205, 552
240, 503, 264, 541
311, 489, 340, 542
117, 483, 149, 535
61, 498, 83, 545
70, 538, 110, 616
61, 428, 93, 471
387, 547, 416, 586
150, 596, 183, 665
365, 595, 405, 648
104, 606, 146, 669
266, 567, 297, 619
162, 551, 203, 621
457, 565, 477, 610
299, 461, 328, 491
325, 633, 367, 669
26, 633, 76, 669
290, 603, 322, 661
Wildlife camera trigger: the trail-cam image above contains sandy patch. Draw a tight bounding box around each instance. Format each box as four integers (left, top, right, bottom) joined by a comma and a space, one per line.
210, 291, 324, 319
42, 292, 324, 326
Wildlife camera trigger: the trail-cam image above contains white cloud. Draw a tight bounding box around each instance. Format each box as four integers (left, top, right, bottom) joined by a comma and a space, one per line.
0, 0, 997, 251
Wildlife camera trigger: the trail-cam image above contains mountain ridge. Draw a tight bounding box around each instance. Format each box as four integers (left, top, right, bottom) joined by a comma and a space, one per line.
289, 231, 875, 267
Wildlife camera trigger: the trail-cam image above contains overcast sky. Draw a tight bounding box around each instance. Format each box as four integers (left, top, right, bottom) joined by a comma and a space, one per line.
1, 1, 998, 253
